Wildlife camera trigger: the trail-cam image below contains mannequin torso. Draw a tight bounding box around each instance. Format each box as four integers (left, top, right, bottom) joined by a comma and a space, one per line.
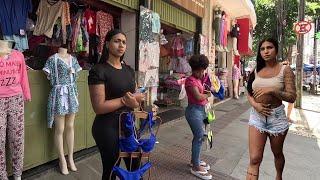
57, 48, 70, 64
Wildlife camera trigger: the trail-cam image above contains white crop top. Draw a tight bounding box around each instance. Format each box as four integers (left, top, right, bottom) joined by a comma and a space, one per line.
252, 65, 285, 91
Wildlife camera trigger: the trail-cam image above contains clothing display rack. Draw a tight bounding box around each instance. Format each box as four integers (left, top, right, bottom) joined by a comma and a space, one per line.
110, 110, 162, 180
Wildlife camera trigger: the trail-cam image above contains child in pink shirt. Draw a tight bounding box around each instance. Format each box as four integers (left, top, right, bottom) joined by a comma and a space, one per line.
184, 55, 212, 180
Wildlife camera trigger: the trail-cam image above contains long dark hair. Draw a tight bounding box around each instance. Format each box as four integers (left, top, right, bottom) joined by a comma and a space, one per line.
99, 29, 126, 64
247, 38, 279, 95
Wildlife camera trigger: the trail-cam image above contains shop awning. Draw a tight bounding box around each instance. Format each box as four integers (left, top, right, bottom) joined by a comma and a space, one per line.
213, 0, 256, 28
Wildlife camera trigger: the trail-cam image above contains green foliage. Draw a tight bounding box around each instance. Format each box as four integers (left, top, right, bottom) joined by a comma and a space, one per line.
306, 2, 320, 16
253, 0, 299, 55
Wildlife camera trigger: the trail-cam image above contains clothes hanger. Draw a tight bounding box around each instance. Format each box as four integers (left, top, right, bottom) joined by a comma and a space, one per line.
133, 111, 148, 119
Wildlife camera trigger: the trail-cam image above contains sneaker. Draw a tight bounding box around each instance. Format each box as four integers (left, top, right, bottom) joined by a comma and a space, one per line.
189, 161, 211, 171
190, 168, 212, 180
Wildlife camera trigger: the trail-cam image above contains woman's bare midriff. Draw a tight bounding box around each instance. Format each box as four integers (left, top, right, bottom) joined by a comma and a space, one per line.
254, 94, 282, 108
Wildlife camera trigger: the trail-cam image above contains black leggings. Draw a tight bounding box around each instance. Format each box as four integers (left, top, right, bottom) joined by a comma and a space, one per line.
92, 113, 140, 180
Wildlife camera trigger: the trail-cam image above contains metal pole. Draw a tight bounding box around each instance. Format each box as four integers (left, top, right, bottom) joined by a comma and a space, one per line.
295, 0, 305, 108
313, 18, 318, 94
277, 0, 284, 61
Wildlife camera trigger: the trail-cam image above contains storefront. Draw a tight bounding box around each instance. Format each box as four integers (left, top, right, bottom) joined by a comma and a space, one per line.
139, 0, 205, 108
211, 0, 256, 100
0, 0, 140, 174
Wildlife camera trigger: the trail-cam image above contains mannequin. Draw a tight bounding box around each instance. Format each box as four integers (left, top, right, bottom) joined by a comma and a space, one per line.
0, 40, 31, 180
232, 63, 241, 99
43, 47, 82, 175
231, 20, 240, 56
213, 6, 222, 51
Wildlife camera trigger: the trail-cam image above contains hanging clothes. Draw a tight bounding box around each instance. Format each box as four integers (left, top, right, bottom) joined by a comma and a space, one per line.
96, 11, 114, 54
71, 11, 82, 52
151, 12, 160, 34
139, 9, 153, 43
223, 14, 229, 48
219, 12, 226, 48
33, 0, 64, 38
172, 36, 184, 57
184, 38, 194, 56
3, 35, 29, 52
0, 0, 33, 36
61, 1, 71, 44
43, 54, 82, 128
84, 8, 97, 35
213, 9, 222, 46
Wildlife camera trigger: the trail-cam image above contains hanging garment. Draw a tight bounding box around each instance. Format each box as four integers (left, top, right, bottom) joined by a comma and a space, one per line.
61, 1, 71, 44
223, 15, 229, 47
219, 14, 225, 47
113, 162, 152, 180
3, 35, 29, 52
151, 12, 160, 34
172, 36, 184, 57
232, 65, 241, 80
139, 9, 153, 42
33, 0, 64, 38
184, 38, 194, 56
160, 45, 169, 57
213, 9, 222, 45
119, 112, 156, 153
43, 54, 82, 128
175, 56, 192, 74
203, 74, 224, 100
71, 11, 82, 52
0, 0, 33, 36
96, 11, 114, 54
139, 41, 160, 72
84, 8, 97, 35
230, 24, 240, 38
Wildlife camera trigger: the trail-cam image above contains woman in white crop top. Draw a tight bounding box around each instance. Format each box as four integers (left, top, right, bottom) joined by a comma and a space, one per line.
245, 38, 296, 180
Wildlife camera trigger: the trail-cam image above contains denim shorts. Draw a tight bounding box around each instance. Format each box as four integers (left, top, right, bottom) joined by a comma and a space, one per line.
248, 104, 289, 136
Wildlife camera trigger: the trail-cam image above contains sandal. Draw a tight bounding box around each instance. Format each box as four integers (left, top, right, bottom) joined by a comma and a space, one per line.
189, 161, 211, 171
190, 168, 212, 180
247, 171, 258, 177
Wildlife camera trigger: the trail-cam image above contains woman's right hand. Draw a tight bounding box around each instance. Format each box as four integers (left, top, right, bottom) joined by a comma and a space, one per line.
253, 103, 272, 116
122, 92, 140, 109
204, 90, 211, 98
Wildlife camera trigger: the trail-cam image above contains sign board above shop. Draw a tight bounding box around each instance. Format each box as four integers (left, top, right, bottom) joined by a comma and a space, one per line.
170, 0, 205, 18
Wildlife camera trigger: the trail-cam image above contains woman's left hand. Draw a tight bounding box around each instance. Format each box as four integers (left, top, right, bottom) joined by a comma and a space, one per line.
253, 87, 275, 98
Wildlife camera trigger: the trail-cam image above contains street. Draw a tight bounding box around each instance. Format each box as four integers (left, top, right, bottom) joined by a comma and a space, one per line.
24, 95, 320, 180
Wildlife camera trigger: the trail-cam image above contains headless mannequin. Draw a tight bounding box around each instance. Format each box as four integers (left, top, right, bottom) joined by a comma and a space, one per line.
0, 40, 21, 180
214, 7, 222, 51
232, 63, 240, 99
231, 20, 240, 56
55, 47, 77, 175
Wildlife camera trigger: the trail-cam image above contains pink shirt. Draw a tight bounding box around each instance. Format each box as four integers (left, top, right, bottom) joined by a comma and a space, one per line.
185, 75, 208, 106
0, 50, 31, 100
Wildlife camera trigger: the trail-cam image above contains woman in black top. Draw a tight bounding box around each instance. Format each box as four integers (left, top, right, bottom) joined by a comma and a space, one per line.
88, 29, 144, 180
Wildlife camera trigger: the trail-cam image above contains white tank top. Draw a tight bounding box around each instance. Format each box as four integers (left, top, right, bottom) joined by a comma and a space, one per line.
252, 65, 285, 91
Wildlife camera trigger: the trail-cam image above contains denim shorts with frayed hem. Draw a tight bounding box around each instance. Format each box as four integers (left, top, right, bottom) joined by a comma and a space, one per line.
248, 104, 289, 136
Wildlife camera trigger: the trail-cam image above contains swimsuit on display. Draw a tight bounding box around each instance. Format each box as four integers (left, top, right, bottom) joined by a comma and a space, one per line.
119, 112, 156, 153
112, 162, 152, 180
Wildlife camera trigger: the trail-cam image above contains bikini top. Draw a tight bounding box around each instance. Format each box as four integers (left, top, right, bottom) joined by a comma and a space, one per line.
119, 112, 156, 153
